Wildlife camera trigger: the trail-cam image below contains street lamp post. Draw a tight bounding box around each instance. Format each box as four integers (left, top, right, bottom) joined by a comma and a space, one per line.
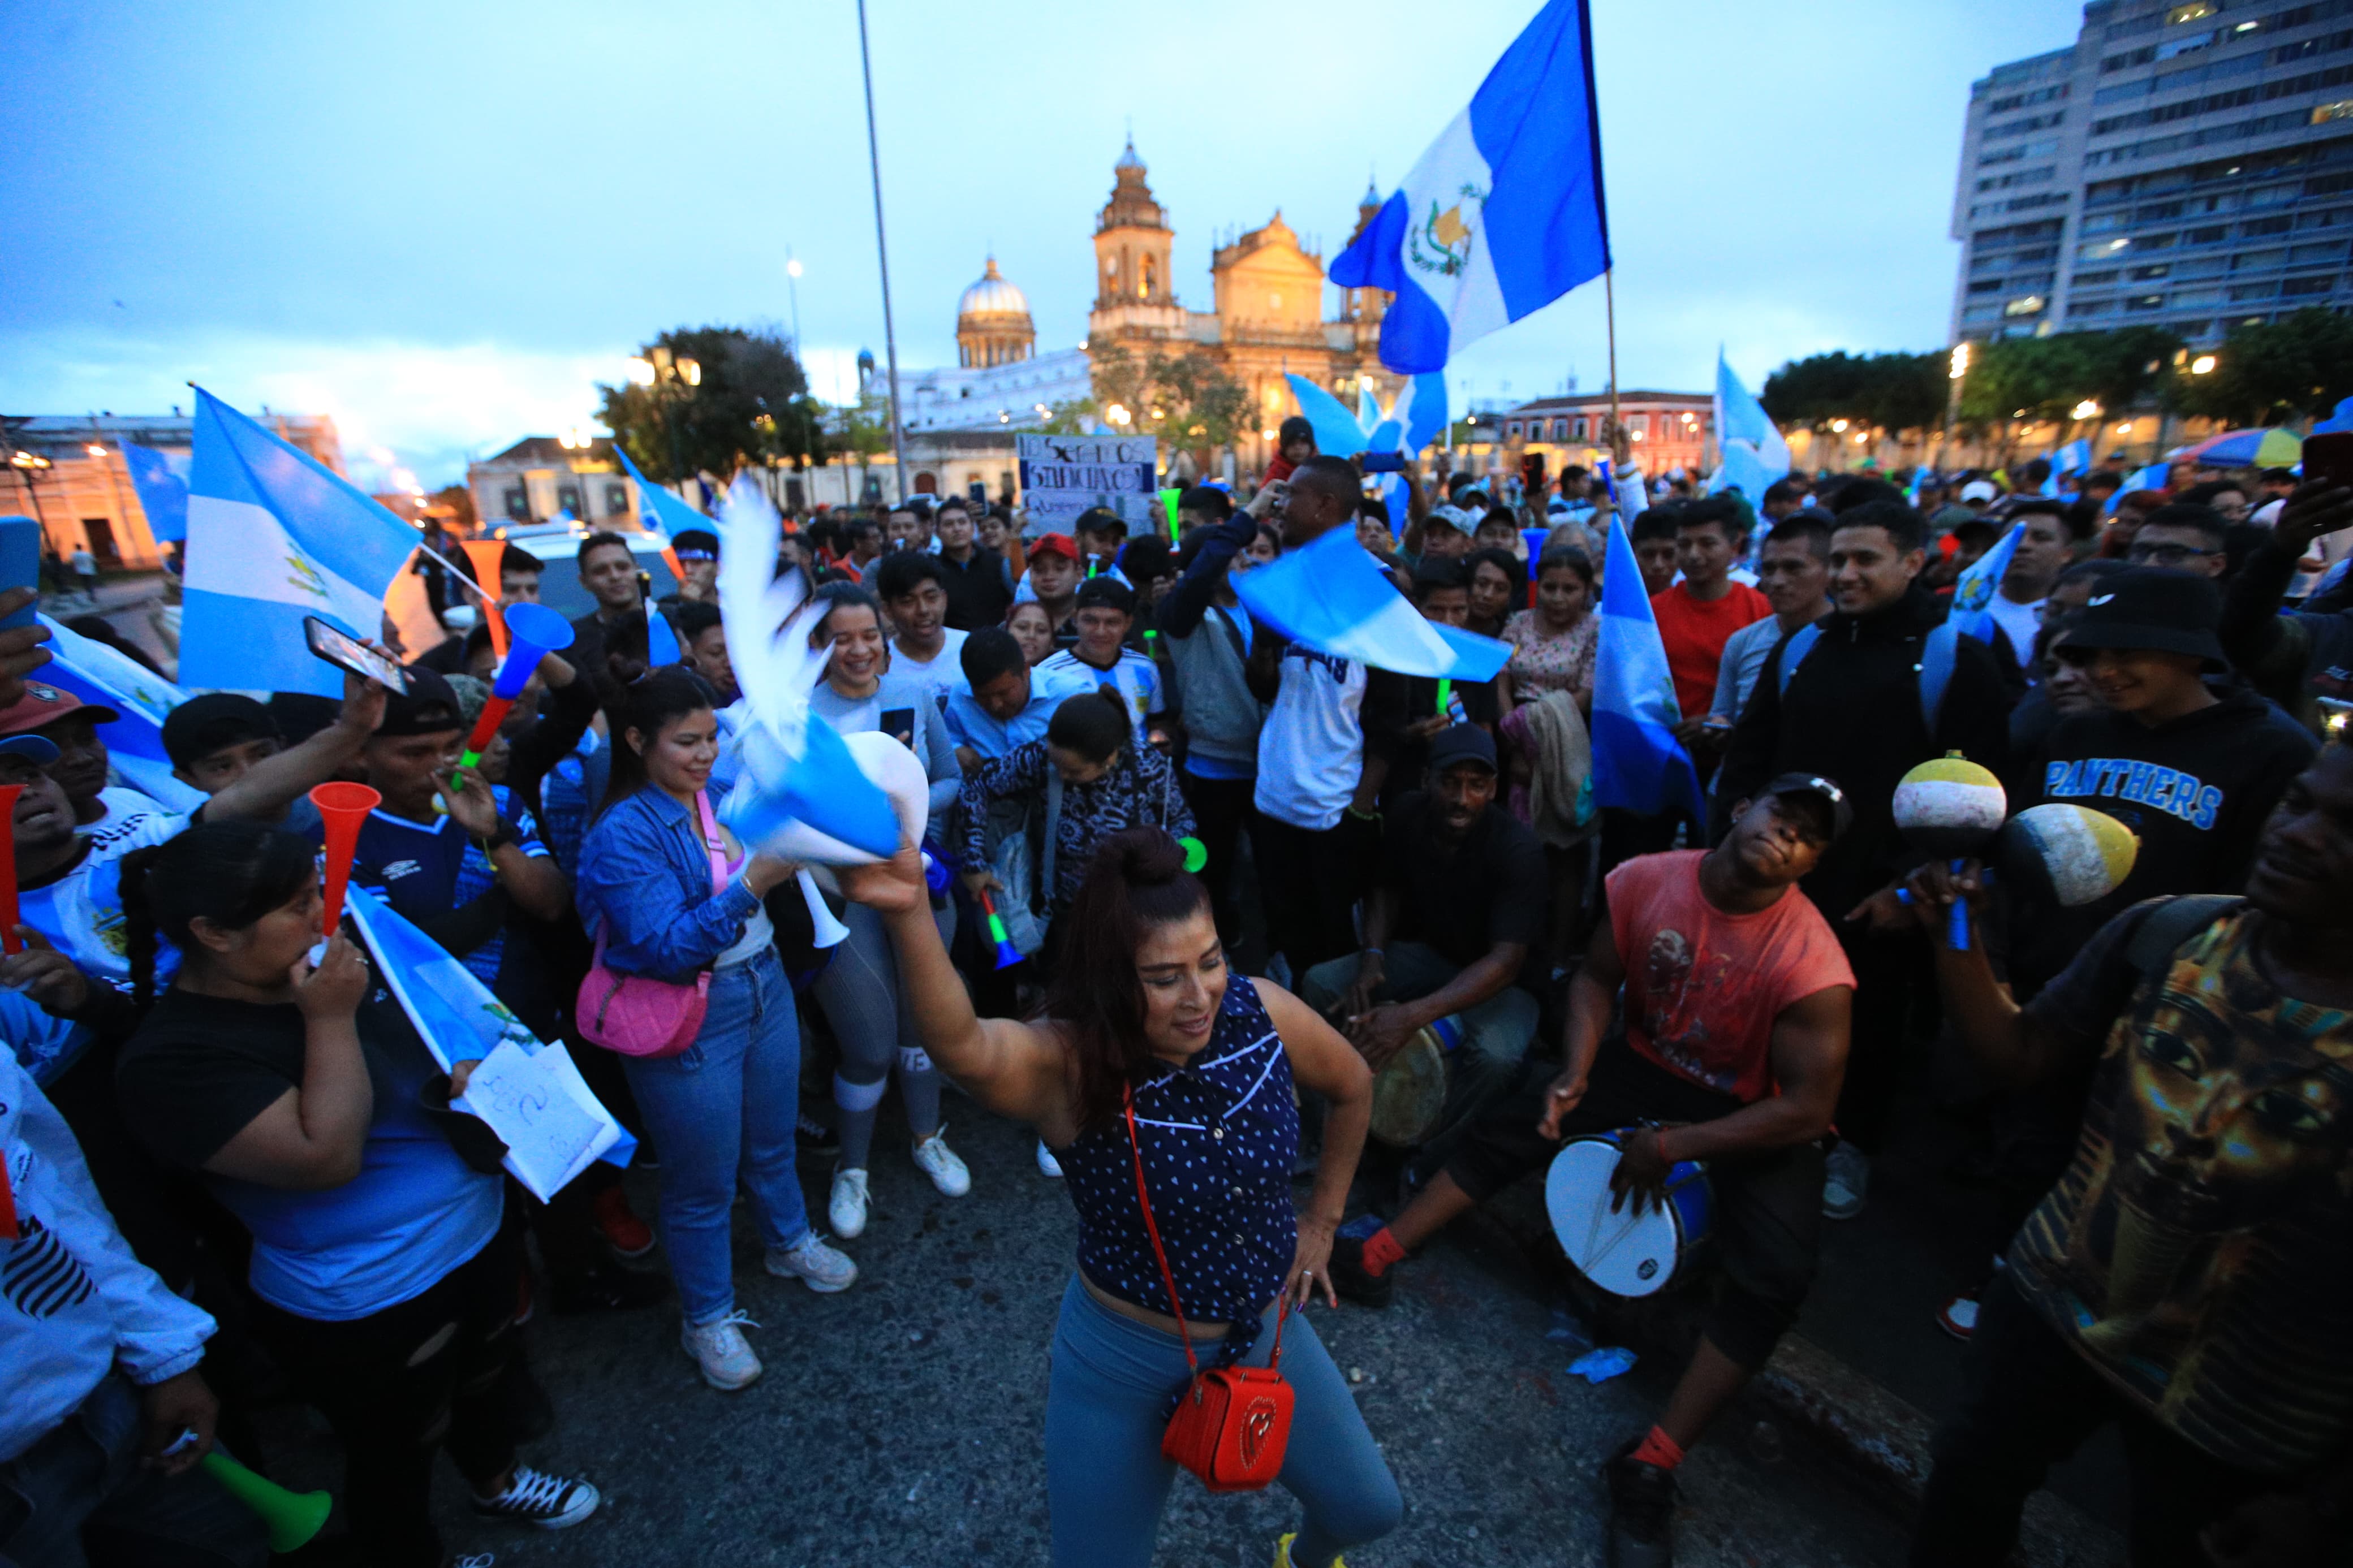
8, 450, 54, 551
1940, 342, 1971, 471
626, 347, 701, 494
786, 254, 805, 368
856, 0, 909, 505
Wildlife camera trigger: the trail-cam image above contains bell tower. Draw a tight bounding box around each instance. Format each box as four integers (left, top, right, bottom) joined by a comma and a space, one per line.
1093, 137, 1175, 310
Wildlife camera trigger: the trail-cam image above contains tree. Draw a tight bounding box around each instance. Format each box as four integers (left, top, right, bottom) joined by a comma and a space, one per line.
1761, 352, 1945, 434
1090, 346, 1249, 468
1037, 397, 1101, 435
430, 483, 477, 533
2165, 309, 2353, 426
596, 325, 827, 484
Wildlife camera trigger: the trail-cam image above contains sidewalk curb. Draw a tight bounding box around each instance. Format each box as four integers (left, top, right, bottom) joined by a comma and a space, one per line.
1458, 1187, 2126, 1567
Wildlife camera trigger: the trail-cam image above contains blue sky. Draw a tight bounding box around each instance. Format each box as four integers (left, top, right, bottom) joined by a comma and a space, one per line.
1, 0, 2082, 490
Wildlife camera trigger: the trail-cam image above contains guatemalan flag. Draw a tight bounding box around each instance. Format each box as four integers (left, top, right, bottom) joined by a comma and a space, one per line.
120, 442, 190, 545
1945, 521, 2025, 646
1232, 525, 1509, 681
1591, 515, 1707, 822
180, 390, 420, 698
1329, 0, 1610, 374
615, 444, 712, 538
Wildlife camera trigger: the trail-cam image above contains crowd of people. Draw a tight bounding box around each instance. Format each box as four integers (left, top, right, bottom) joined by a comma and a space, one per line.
4, 408, 2351, 1568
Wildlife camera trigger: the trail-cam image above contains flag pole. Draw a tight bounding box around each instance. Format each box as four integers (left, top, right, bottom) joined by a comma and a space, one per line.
1604, 268, 1621, 438
856, 0, 908, 506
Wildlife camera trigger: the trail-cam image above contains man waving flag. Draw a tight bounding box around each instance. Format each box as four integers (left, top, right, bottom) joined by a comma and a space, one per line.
1331, 0, 1610, 374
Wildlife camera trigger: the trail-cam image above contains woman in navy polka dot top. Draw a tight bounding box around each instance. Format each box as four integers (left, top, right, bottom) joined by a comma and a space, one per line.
839, 828, 1399, 1568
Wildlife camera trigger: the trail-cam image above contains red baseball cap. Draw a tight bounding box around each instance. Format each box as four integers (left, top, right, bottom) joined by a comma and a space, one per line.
0, 681, 116, 740
1029, 533, 1080, 563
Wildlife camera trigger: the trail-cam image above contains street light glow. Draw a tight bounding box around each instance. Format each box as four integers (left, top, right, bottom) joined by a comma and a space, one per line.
679, 357, 701, 387
1949, 343, 1971, 380
2190, 355, 2219, 375
2071, 400, 2101, 420
1106, 403, 1131, 426
787, 258, 803, 279
626, 357, 656, 387
85, 444, 106, 458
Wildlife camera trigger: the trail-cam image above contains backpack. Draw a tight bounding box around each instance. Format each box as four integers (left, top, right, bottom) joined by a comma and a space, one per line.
2122, 894, 2243, 980
1778, 618, 1964, 736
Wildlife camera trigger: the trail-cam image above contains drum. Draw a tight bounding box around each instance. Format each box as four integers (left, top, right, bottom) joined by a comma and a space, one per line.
1367, 1015, 1464, 1147
1542, 1133, 1716, 1298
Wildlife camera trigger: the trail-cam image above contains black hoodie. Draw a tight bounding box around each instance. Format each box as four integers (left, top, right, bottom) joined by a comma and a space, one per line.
2005, 681, 2316, 997
1717, 584, 2014, 914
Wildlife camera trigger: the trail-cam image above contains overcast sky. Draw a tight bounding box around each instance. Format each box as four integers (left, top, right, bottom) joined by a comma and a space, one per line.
1, 0, 2083, 490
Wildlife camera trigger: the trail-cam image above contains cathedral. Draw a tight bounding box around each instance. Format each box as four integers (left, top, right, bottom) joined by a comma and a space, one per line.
895, 140, 1395, 476
1085, 139, 1394, 473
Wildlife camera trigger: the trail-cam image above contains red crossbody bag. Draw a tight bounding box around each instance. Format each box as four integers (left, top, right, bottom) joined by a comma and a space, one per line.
1122, 1087, 1294, 1492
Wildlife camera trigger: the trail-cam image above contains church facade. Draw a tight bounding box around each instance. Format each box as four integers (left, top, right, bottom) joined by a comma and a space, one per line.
1085, 140, 1394, 474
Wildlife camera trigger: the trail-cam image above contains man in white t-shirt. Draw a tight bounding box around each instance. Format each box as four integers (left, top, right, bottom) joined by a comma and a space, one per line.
1248, 456, 1408, 977
1984, 500, 2080, 684
873, 551, 969, 711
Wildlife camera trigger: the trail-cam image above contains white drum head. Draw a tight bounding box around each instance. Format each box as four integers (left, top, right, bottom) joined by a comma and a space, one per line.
1368, 1033, 1447, 1147
1544, 1138, 1684, 1298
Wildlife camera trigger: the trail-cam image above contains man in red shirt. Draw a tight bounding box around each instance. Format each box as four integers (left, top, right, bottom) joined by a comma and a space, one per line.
1653, 499, 1772, 724
1331, 775, 1856, 1567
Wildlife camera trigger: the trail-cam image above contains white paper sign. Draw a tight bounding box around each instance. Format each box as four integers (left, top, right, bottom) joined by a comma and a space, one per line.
1016, 434, 1160, 534
455, 1040, 622, 1203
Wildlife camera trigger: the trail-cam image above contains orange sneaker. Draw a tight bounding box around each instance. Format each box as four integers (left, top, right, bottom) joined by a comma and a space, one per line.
592, 1185, 656, 1260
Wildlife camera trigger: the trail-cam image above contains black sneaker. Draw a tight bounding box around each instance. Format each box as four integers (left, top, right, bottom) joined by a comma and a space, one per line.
550, 1263, 670, 1315
470, 1465, 600, 1530
796, 1111, 841, 1158
1604, 1441, 1679, 1567
1327, 1233, 1394, 1310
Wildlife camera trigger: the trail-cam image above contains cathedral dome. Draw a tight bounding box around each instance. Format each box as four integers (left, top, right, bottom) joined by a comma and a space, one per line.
958, 258, 1029, 321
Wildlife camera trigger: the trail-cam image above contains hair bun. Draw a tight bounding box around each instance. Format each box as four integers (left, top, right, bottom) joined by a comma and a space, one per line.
1096, 826, 1184, 887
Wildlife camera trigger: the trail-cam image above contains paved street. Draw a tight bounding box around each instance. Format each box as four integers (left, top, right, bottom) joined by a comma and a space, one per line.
243, 1102, 1918, 1567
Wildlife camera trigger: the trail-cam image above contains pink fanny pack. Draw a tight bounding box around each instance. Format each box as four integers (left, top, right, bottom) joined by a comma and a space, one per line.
577, 791, 732, 1059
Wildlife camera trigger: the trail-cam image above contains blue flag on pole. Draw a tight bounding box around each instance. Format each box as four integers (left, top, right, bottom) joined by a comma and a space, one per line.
615, 445, 710, 537
1329, 0, 1610, 373
1590, 515, 1706, 822
1232, 525, 1508, 681
2113, 461, 2167, 511
120, 442, 189, 544
181, 390, 421, 698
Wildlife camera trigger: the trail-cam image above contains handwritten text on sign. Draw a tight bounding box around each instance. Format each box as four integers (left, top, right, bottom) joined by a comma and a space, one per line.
1018, 434, 1160, 533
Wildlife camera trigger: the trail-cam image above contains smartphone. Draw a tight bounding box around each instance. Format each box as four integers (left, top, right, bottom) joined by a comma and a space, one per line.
304, 616, 409, 693
1361, 451, 1407, 474
2306, 431, 2353, 489
0, 518, 40, 632
881, 707, 916, 752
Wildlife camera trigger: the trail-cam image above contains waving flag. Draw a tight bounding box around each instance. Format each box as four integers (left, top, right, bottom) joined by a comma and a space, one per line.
1232, 523, 1507, 680
1591, 515, 1706, 821
1330, 0, 1610, 373
34, 617, 204, 811
120, 442, 189, 544
2049, 438, 2091, 477
1946, 521, 2024, 645
2112, 461, 2167, 511
344, 885, 632, 1202
180, 390, 420, 698
615, 445, 709, 538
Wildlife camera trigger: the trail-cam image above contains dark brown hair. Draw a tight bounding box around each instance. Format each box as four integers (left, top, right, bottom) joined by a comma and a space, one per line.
1040, 827, 1213, 1133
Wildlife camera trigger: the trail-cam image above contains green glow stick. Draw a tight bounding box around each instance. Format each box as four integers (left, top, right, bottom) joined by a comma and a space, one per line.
1436, 677, 1452, 716
1160, 486, 1182, 543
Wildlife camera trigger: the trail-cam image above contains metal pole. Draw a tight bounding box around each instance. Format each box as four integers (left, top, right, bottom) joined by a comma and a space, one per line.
1604, 269, 1622, 438
857, 0, 908, 504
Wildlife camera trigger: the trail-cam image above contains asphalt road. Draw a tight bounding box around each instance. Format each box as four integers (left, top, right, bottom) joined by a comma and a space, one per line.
241, 1101, 1919, 1567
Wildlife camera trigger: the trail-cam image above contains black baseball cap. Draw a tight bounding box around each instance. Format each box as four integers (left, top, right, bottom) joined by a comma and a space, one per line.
2062, 566, 2227, 667
162, 693, 283, 768
1074, 576, 1136, 616
374, 666, 464, 737
1428, 723, 1498, 776
1074, 507, 1128, 539
1759, 772, 1852, 841
670, 528, 718, 560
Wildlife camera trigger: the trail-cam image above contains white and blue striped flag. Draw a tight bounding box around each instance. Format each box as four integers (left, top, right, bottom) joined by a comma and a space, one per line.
1591, 515, 1706, 821
1330, 0, 1610, 373
1946, 521, 2025, 645
616, 444, 709, 538
1232, 524, 1508, 681
180, 390, 420, 697
34, 617, 205, 812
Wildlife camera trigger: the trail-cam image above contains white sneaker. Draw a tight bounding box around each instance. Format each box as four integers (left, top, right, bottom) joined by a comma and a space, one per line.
680, 1310, 763, 1391
469, 1463, 600, 1530
1036, 1139, 1064, 1179
765, 1233, 858, 1293
829, 1167, 870, 1238
1822, 1143, 1870, 1220
913, 1129, 971, 1197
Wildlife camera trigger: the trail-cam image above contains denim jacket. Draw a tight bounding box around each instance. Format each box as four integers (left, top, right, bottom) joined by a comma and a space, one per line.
575, 784, 762, 983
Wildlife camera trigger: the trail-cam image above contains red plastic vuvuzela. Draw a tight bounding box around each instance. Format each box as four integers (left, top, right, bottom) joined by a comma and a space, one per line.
0, 783, 21, 954
310, 782, 382, 938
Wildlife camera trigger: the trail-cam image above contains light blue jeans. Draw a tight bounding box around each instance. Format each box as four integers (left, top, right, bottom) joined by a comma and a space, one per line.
1045, 1277, 1403, 1568
619, 948, 810, 1325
